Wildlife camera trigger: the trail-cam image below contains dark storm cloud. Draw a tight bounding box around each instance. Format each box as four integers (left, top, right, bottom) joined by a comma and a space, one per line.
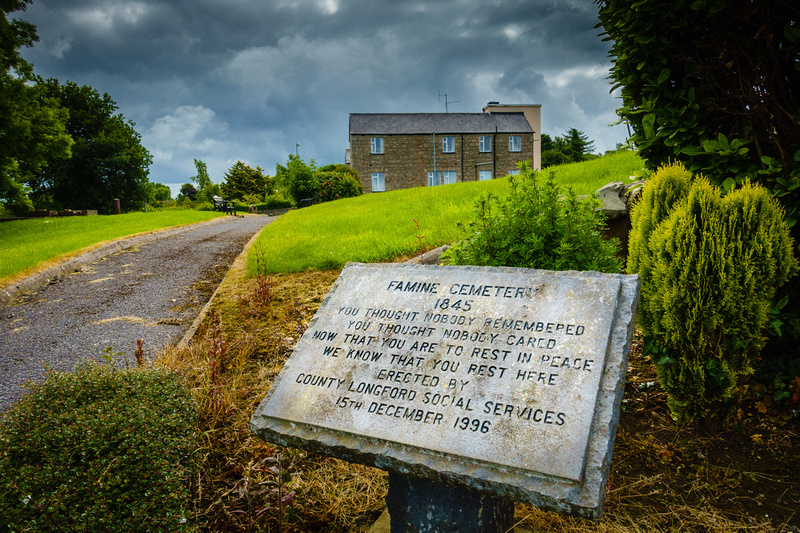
16, 0, 628, 193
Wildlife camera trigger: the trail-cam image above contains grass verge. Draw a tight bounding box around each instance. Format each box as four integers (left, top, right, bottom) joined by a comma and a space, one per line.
0, 210, 225, 284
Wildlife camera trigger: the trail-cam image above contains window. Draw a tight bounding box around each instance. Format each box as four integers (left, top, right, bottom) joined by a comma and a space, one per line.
442, 136, 455, 153
371, 137, 384, 154
479, 136, 492, 153
479, 170, 492, 181
443, 171, 457, 185
508, 169, 520, 176
509, 135, 521, 152
427, 171, 441, 186
371, 172, 385, 192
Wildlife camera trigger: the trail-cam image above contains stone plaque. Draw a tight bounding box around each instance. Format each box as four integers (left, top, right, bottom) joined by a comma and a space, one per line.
251, 263, 639, 518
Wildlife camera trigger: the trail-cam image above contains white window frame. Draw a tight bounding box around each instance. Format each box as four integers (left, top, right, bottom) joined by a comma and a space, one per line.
371, 172, 385, 192
509, 135, 521, 152
479, 170, 492, 181
442, 136, 455, 153
443, 171, 457, 185
427, 171, 441, 186
479, 136, 492, 153
371, 137, 384, 154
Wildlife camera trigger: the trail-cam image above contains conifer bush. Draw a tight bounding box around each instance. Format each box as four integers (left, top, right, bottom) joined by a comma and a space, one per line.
629, 165, 798, 422
0, 360, 198, 532
442, 161, 622, 273
626, 162, 692, 276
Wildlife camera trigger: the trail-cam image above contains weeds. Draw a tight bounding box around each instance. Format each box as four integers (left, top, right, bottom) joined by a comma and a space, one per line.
154, 267, 799, 532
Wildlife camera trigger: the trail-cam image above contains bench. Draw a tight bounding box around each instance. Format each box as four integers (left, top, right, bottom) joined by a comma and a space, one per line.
299, 193, 317, 208
212, 195, 236, 215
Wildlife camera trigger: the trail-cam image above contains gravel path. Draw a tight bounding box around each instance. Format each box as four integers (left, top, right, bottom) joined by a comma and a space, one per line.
0, 215, 273, 412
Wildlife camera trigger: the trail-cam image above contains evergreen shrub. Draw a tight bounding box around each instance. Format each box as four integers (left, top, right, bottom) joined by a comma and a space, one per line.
630, 165, 798, 422
442, 161, 622, 272
0, 360, 198, 532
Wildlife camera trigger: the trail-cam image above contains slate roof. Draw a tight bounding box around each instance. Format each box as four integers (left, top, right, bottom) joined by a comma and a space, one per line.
349, 113, 533, 135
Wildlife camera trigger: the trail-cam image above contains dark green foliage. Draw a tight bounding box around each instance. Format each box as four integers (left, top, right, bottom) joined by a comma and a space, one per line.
317, 163, 359, 179
276, 156, 361, 206
220, 161, 272, 202
254, 194, 293, 211
148, 182, 171, 202
541, 129, 597, 167
596, 0, 800, 226
32, 79, 153, 214
315, 170, 363, 202
630, 165, 798, 422
0, 360, 198, 532
443, 161, 622, 272
541, 149, 570, 168
0, 1, 72, 216
276, 154, 318, 206
179, 183, 197, 201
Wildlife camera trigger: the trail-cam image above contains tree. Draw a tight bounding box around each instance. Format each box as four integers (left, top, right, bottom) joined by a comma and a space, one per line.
596, 0, 800, 223
275, 154, 317, 205
0, 0, 72, 215
178, 183, 197, 201
563, 128, 595, 162
190, 159, 211, 191
220, 161, 272, 202
189, 158, 220, 202
540, 129, 596, 167
33, 79, 153, 214
147, 182, 171, 203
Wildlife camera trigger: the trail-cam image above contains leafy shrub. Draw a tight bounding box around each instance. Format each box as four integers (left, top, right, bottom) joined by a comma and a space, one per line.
0, 360, 198, 532
630, 166, 798, 422
257, 194, 293, 210
316, 170, 363, 203
442, 160, 622, 272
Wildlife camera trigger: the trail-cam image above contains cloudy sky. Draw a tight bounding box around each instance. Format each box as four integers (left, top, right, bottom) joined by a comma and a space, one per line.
15, 0, 628, 195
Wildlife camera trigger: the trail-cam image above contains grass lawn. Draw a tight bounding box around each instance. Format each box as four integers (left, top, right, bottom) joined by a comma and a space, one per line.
0, 210, 225, 283
249, 151, 645, 274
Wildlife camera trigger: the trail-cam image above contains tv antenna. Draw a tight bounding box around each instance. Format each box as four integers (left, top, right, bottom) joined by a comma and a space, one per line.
438, 90, 460, 113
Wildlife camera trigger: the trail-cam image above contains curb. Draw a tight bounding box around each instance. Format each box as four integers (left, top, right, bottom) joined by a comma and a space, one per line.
176, 222, 265, 349
0, 216, 233, 307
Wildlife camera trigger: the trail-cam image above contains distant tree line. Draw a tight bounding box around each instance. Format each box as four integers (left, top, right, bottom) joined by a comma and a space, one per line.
540, 128, 599, 167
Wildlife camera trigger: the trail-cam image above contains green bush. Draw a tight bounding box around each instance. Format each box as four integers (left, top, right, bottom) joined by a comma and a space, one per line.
442, 160, 622, 272
316, 170, 363, 203
259, 194, 293, 210
627, 161, 692, 291
0, 360, 198, 532
631, 167, 798, 422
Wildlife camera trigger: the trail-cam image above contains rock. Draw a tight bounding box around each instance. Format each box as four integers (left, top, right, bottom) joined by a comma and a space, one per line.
595, 182, 628, 220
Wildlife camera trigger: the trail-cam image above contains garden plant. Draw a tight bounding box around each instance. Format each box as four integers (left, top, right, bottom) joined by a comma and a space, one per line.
628, 163, 798, 422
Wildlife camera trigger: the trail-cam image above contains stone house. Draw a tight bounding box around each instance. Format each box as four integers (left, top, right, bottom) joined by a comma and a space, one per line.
349, 104, 540, 193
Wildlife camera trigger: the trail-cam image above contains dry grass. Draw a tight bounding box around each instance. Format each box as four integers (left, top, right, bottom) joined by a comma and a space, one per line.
153, 262, 799, 532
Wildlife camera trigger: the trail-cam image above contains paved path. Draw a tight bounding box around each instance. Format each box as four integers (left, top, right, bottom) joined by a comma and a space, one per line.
0, 215, 273, 412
